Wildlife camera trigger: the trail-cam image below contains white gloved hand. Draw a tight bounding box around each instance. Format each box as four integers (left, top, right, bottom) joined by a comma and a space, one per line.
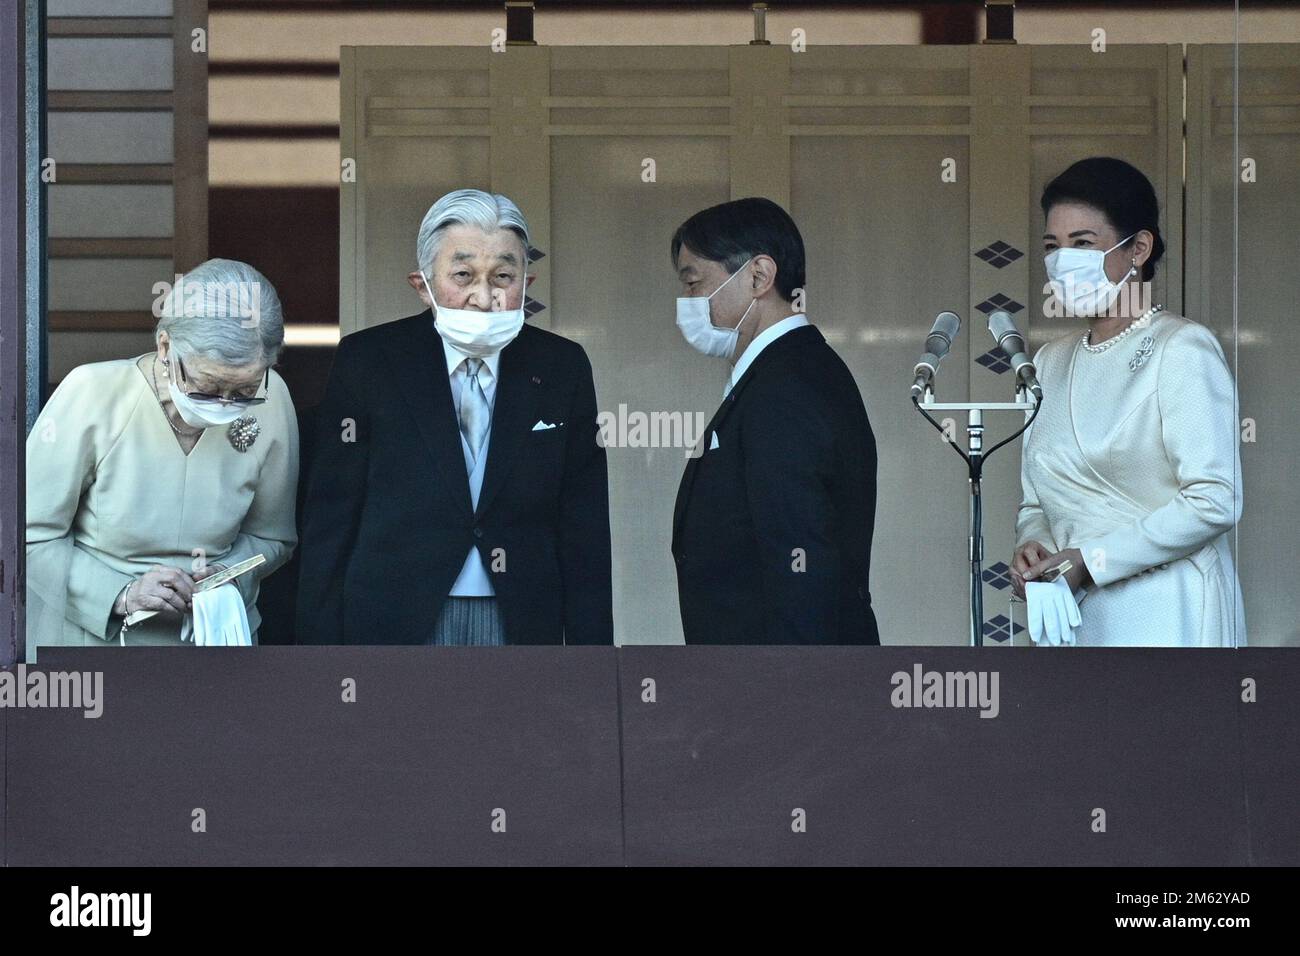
189, 583, 251, 647
1025, 576, 1082, 646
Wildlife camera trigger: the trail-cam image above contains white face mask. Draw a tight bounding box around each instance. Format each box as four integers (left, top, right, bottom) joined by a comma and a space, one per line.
675, 257, 756, 359
167, 355, 249, 429
422, 271, 525, 359
1044, 233, 1138, 318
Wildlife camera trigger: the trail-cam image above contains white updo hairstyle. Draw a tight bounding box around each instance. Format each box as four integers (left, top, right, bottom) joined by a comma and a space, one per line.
155, 258, 285, 368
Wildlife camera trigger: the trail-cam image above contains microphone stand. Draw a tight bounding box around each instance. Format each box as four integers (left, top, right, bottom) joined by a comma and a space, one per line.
912, 386, 1040, 646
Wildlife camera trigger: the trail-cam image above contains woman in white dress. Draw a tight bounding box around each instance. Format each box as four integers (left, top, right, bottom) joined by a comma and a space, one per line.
1010, 157, 1245, 647
24, 258, 299, 659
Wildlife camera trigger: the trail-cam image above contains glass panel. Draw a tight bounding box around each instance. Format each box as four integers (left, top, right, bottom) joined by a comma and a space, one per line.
48, 0, 172, 14
552, 135, 731, 646
360, 137, 491, 326
792, 134, 972, 646
48, 258, 175, 312
1230, 43, 1300, 645
48, 184, 174, 238
48, 112, 173, 165
47, 37, 173, 92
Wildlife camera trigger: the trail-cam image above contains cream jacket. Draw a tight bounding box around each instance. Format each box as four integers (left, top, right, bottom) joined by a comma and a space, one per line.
25, 355, 299, 658
1016, 312, 1246, 646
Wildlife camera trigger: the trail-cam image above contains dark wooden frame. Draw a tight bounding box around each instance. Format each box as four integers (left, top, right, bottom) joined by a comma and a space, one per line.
1, 0, 31, 668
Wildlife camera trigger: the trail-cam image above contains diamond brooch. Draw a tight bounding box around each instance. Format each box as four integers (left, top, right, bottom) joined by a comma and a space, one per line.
227, 415, 261, 452
1129, 336, 1156, 372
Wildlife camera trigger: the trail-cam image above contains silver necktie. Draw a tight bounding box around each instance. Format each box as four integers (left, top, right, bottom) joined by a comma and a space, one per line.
459, 357, 490, 462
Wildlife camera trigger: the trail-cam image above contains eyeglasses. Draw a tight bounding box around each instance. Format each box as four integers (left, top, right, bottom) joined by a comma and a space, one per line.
173, 353, 270, 406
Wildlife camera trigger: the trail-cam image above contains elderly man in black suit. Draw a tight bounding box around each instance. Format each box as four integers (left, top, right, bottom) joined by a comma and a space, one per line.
670, 197, 880, 645
297, 189, 612, 645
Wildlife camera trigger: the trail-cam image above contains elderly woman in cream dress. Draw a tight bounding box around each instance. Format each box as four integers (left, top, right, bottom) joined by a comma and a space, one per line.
1010, 158, 1245, 647
25, 258, 299, 660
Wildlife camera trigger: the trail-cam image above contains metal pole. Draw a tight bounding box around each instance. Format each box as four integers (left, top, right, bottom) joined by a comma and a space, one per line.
25, 0, 45, 432
968, 409, 984, 646
750, 3, 770, 46
1, 0, 32, 669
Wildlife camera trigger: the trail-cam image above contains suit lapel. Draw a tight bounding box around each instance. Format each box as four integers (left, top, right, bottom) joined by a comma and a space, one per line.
672, 391, 738, 550
671, 325, 822, 549
476, 330, 534, 519
381, 313, 473, 518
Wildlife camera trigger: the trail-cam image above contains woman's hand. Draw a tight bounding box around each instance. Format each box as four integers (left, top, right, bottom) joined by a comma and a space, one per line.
192, 562, 228, 584
123, 564, 197, 618
1011, 540, 1052, 599
1024, 547, 1092, 593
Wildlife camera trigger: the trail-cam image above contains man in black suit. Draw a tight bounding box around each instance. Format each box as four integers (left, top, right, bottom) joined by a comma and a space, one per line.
297, 189, 612, 645
671, 197, 880, 645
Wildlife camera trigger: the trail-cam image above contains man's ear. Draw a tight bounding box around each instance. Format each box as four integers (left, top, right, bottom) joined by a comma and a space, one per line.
408, 270, 433, 307
750, 254, 778, 299
525, 273, 537, 290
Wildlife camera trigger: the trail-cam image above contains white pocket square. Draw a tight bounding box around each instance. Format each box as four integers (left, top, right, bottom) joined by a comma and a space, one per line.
709, 432, 720, 450
532, 420, 562, 431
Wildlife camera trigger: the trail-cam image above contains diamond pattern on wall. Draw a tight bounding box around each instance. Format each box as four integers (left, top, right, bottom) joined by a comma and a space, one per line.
975, 293, 1024, 315
983, 614, 1024, 644
975, 348, 1011, 374
982, 561, 1013, 590
974, 240, 1024, 269
525, 247, 546, 316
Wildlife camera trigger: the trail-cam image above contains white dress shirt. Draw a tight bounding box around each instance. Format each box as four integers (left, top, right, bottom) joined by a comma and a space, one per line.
442, 337, 500, 596
726, 313, 810, 397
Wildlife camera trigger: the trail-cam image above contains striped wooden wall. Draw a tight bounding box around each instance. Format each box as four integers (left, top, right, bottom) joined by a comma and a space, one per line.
46, 0, 206, 338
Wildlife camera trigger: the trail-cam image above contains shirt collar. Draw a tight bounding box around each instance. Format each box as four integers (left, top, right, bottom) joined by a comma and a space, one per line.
726, 313, 810, 396
440, 334, 501, 382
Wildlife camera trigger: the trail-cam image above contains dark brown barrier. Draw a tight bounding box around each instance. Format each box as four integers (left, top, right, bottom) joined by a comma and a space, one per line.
1235, 652, 1300, 866
4, 647, 1297, 866
618, 647, 1287, 866
6, 647, 623, 866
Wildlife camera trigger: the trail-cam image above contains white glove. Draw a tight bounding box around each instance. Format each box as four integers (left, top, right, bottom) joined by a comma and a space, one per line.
183, 583, 251, 647
1025, 576, 1082, 646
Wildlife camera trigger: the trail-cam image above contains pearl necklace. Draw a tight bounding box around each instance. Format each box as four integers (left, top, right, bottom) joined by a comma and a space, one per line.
149, 354, 198, 438
1081, 304, 1163, 354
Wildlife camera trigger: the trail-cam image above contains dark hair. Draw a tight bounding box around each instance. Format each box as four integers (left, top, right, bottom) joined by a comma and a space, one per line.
670, 196, 806, 302
1040, 157, 1166, 282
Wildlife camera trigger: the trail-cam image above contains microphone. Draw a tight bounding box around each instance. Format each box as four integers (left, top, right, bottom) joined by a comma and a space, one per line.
986, 310, 1042, 399
911, 311, 961, 399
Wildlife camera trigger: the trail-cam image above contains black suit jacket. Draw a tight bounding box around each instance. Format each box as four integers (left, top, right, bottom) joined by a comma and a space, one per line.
296, 312, 613, 645
672, 324, 880, 645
